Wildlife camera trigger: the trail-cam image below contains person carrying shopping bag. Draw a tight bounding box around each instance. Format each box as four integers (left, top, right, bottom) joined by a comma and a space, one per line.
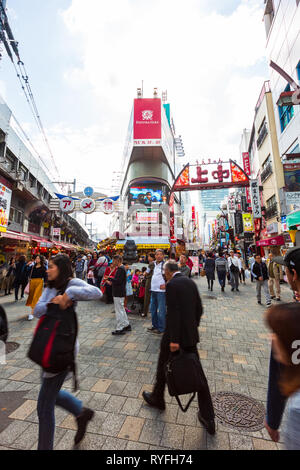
26, 255, 47, 321
30, 254, 102, 450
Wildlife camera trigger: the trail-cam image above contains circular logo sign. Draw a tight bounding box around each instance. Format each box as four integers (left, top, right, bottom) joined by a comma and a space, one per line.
101, 199, 115, 215
60, 197, 75, 213
84, 187, 94, 197
80, 198, 96, 214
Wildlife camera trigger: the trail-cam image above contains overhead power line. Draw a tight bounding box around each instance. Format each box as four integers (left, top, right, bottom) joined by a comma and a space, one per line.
0, 0, 60, 182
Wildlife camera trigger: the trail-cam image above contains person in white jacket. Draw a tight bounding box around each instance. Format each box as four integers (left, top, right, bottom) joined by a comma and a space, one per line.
33, 254, 102, 450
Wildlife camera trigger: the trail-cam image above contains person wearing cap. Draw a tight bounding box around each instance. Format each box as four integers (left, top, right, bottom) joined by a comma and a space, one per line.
264, 247, 300, 443
251, 254, 271, 306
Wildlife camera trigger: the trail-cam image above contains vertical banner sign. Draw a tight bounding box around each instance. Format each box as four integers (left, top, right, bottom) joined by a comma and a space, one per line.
0, 184, 12, 233
250, 180, 261, 218
169, 193, 175, 240
133, 98, 162, 145
245, 187, 251, 204
242, 152, 251, 176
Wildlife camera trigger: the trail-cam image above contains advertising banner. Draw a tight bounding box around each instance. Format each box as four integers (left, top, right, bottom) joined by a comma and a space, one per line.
133, 98, 161, 143
284, 163, 300, 192
286, 192, 300, 205
129, 187, 164, 207
250, 180, 261, 218
53, 228, 61, 237
242, 152, 251, 176
0, 183, 12, 233
242, 213, 254, 232
136, 212, 159, 224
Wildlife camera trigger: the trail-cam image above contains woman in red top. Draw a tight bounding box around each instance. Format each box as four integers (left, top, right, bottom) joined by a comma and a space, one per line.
100, 262, 118, 304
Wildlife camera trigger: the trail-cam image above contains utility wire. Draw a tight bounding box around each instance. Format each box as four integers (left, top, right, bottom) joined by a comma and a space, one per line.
0, 2, 61, 183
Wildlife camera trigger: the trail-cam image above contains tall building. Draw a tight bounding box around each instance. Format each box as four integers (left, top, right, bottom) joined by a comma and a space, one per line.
264, 0, 300, 229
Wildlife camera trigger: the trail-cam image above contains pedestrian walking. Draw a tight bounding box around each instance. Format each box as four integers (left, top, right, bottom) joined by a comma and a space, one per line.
13, 255, 30, 301
215, 251, 228, 292
251, 254, 271, 306
2, 257, 15, 296
237, 253, 246, 285
107, 255, 131, 336
265, 302, 300, 449
142, 253, 155, 318
26, 255, 48, 321
228, 251, 241, 292
147, 249, 166, 335
95, 251, 108, 287
101, 259, 118, 304
142, 260, 215, 435
75, 256, 85, 280
178, 254, 191, 278
33, 254, 102, 450
204, 252, 215, 291
267, 253, 281, 301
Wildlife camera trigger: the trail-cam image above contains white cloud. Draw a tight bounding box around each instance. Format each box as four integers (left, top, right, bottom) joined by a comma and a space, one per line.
36, 0, 268, 234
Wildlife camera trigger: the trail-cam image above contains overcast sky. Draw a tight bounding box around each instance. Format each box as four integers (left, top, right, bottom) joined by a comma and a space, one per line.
0, 0, 269, 237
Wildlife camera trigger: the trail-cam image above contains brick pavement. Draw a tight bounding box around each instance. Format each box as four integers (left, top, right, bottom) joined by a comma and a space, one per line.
0, 277, 291, 451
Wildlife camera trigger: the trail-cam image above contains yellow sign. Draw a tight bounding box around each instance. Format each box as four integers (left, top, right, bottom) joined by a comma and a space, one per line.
242, 213, 254, 232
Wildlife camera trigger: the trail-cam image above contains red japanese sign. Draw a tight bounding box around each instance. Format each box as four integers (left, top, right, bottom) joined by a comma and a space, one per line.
133, 99, 161, 140
173, 161, 249, 192
256, 235, 285, 247
242, 153, 251, 176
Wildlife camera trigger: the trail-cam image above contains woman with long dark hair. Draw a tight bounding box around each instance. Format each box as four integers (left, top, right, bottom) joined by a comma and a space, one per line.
26, 255, 47, 321
33, 254, 102, 450
204, 252, 215, 291
265, 302, 300, 449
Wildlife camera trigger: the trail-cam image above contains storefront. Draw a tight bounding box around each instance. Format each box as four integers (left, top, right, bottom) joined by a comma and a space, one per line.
256, 235, 286, 256
0, 230, 31, 262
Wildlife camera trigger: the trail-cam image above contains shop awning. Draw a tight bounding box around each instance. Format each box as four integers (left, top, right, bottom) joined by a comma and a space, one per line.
0, 231, 31, 242
31, 236, 53, 247
256, 235, 285, 247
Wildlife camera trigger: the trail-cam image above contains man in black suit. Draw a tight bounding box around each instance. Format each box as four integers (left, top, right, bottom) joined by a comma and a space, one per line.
142, 260, 215, 434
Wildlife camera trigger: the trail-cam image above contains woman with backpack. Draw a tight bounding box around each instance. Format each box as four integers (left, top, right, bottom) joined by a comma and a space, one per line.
32, 254, 102, 450
204, 252, 215, 291
26, 255, 48, 321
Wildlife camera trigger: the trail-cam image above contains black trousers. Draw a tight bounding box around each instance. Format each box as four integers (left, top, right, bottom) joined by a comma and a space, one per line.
14, 281, 26, 300
153, 334, 215, 421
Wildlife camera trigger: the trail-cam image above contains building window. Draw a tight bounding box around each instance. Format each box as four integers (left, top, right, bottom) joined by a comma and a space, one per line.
9, 207, 24, 226
278, 84, 295, 132
257, 118, 268, 149
261, 155, 273, 183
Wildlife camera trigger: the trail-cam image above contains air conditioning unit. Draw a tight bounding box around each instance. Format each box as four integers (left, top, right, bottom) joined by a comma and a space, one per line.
13, 181, 24, 191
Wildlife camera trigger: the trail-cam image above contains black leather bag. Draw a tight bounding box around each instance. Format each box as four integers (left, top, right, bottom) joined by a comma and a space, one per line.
165, 350, 204, 412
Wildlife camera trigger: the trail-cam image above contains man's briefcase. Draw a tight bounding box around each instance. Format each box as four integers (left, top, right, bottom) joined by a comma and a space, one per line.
165, 350, 204, 412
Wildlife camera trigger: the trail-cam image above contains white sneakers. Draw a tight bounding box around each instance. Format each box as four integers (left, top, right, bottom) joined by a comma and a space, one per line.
28, 314, 34, 321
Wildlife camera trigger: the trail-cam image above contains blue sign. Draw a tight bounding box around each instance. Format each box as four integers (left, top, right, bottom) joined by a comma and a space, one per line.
84, 187, 94, 197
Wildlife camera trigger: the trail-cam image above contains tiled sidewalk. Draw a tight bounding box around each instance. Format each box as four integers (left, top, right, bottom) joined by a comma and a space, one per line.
0, 278, 291, 450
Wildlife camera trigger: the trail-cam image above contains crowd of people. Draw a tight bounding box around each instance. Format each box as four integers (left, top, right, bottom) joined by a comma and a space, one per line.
0, 244, 300, 451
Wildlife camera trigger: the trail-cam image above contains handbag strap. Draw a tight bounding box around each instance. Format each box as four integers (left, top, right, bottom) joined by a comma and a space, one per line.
174, 393, 196, 413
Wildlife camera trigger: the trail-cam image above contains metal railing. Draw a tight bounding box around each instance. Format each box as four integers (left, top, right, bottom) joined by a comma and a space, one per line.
265, 203, 278, 220
261, 162, 273, 183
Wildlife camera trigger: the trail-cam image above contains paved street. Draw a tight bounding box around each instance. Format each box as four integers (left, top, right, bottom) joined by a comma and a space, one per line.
0, 277, 291, 451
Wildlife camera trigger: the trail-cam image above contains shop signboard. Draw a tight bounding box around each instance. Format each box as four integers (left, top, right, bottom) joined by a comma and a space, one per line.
250, 180, 261, 218
53, 228, 61, 237
286, 192, 300, 205
133, 98, 161, 144
0, 183, 12, 233
256, 235, 285, 247
242, 213, 254, 232
136, 212, 159, 224
242, 152, 251, 176
284, 163, 300, 192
